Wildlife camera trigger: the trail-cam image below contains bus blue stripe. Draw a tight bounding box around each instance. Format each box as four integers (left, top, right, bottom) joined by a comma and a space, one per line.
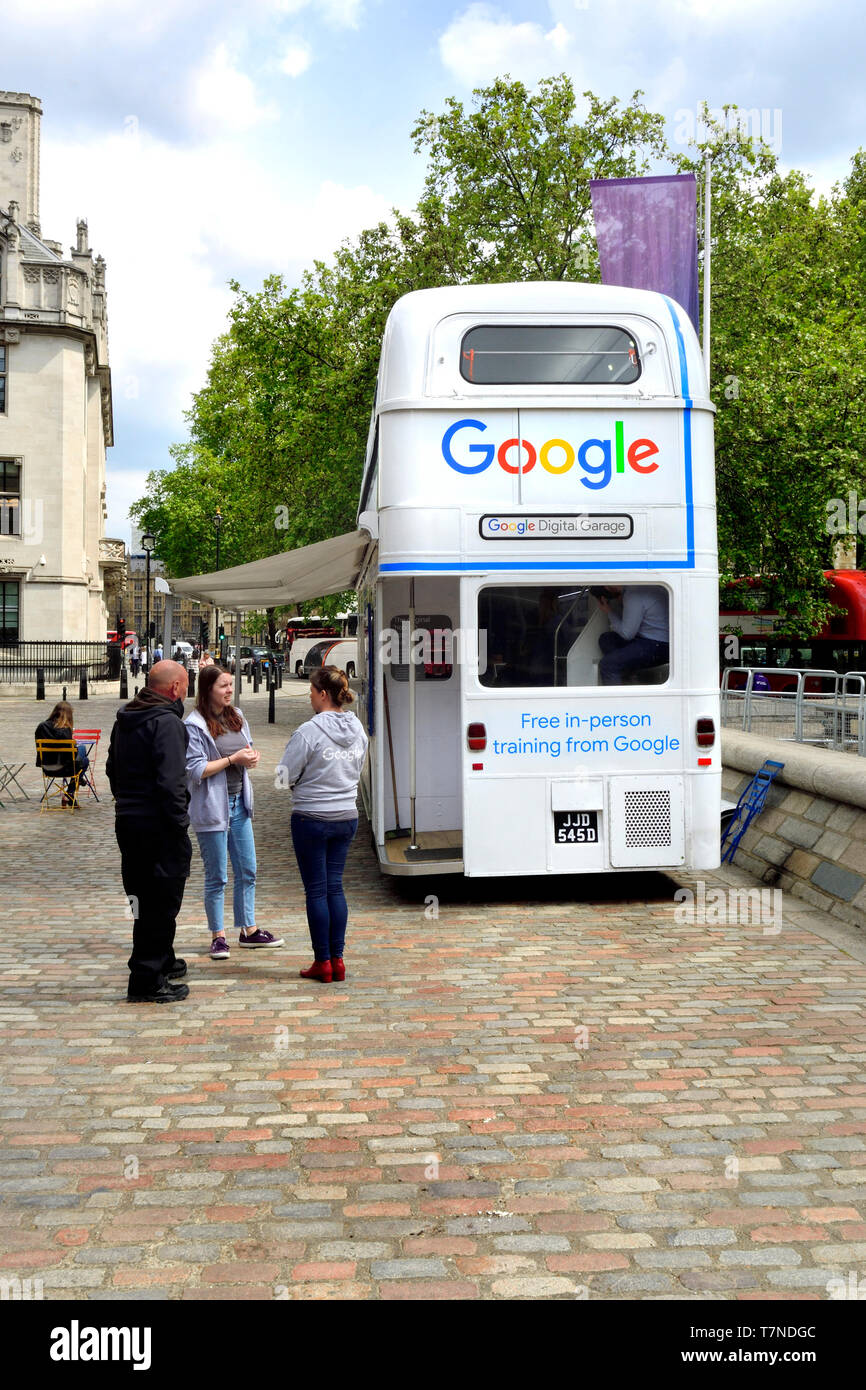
663, 295, 695, 565
380, 560, 697, 571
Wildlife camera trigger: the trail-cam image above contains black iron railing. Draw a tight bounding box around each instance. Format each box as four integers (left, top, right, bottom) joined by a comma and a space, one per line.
0, 640, 120, 682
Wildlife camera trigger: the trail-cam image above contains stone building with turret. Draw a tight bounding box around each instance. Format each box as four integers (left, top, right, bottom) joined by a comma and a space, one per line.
0, 90, 124, 642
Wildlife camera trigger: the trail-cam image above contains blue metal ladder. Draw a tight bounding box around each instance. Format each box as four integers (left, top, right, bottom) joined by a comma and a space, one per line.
721, 759, 785, 864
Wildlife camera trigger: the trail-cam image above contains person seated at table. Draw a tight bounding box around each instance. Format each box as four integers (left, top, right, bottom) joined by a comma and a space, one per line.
35, 701, 90, 802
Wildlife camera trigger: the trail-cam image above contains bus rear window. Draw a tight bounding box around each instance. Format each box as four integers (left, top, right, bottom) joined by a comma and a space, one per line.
460, 325, 640, 386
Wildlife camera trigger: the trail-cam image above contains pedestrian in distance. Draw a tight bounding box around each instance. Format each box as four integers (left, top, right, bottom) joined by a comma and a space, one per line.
106, 660, 192, 1003
278, 666, 369, 983
185, 664, 284, 959
199, 650, 214, 670
34, 700, 90, 805
153, 643, 164, 663
130, 640, 141, 677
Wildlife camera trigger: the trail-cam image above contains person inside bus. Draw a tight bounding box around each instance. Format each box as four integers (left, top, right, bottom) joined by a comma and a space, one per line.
596, 585, 669, 684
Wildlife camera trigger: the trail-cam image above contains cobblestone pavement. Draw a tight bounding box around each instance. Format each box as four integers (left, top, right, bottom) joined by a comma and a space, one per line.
2, 689, 865, 1302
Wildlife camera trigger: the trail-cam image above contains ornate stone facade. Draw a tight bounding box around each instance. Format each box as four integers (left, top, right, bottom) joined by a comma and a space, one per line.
0, 91, 114, 640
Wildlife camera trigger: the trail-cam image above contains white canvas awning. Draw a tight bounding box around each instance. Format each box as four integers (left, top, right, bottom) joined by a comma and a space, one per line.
169, 529, 372, 609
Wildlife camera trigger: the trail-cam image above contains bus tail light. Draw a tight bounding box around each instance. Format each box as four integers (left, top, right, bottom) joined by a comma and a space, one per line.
467, 722, 487, 751
696, 718, 715, 748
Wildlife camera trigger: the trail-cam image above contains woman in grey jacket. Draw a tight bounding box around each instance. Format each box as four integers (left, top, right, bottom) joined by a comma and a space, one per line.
185, 665, 283, 960
279, 666, 368, 982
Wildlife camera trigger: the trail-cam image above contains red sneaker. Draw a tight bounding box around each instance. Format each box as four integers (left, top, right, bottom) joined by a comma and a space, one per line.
330, 957, 346, 982
299, 960, 332, 983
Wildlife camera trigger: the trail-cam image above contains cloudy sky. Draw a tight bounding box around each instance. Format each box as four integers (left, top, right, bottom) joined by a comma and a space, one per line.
3, 0, 864, 544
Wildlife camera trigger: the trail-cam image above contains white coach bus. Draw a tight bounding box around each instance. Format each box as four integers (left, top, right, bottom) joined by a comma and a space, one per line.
353, 282, 720, 877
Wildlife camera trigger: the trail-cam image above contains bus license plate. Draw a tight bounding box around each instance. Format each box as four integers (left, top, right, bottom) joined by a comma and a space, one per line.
553, 810, 599, 844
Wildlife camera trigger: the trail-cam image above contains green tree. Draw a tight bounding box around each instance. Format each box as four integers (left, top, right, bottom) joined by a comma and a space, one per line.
411, 78, 667, 282
677, 111, 866, 631
133, 76, 866, 636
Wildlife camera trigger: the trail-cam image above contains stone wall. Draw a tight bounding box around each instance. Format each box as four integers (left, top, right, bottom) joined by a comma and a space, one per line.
722, 728, 866, 931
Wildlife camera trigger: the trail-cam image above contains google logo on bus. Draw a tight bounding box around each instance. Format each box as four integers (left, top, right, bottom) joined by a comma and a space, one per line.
441, 418, 659, 490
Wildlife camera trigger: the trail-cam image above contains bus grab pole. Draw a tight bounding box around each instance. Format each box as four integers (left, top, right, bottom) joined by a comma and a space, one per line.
408, 577, 418, 850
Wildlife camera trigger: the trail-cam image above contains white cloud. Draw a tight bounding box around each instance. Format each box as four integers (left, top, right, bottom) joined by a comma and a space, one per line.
38, 127, 391, 439
280, 39, 313, 77
104, 467, 152, 545
270, 0, 363, 28
189, 42, 279, 133
439, 4, 575, 87
4, 0, 210, 38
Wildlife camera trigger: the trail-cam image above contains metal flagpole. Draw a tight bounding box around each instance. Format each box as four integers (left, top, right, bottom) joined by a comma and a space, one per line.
702, 150, 712, 386
408, 578, 418, 851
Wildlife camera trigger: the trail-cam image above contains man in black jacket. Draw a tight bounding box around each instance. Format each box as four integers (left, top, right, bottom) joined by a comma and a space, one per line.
106, 660, 191, 1003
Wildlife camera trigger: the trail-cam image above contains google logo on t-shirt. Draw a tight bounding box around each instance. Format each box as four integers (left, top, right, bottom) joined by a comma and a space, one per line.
441, 418, 659, 490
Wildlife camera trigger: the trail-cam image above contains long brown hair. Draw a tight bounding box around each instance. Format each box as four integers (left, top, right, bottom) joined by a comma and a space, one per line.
48, 701, 74, 730
310, 665, 354, 708
196, 664, 243, 738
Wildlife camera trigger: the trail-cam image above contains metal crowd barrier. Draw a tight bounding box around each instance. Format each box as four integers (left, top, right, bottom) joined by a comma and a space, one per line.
721, 668, 866, 755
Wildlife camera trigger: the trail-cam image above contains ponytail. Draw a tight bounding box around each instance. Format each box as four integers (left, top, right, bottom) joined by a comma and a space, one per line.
310, 665, 354, 707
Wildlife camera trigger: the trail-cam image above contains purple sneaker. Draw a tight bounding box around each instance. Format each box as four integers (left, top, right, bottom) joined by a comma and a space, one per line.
210, 937, 230, 960
238, 928, 284, 948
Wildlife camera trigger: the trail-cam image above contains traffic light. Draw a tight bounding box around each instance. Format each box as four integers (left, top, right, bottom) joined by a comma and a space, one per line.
199, 619, 208, 644
149, 621, 156, 639
218, 624, 225, 639
118, 619, 126, 641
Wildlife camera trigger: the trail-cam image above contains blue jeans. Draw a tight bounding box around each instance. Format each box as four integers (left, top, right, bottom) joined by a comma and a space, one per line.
599, 632, 669, 685
291, 813, 358, 962
196, 795, 257, 935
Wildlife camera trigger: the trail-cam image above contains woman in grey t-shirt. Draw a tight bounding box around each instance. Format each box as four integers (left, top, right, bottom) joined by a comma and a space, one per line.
185, 666, 284, 960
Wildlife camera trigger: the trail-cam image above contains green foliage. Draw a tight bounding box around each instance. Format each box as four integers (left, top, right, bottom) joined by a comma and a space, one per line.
411, 79, 667, 282
676, 107, 866, 633
131, 76, 866, 636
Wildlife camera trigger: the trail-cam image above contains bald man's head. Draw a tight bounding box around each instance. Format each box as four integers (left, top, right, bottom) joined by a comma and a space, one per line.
148, 660, 189, 699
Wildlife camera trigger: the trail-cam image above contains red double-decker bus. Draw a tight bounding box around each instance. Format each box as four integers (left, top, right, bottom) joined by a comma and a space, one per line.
720, 571, 866, 682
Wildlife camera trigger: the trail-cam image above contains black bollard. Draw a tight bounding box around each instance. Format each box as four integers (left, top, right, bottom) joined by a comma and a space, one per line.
79, 666, 88, 700
253, 662, 260, 693
36, 667, 45, 700
134, 685, 139, 696
119, 666, 129, 699
62, 684, 67, 702
187, 667, 196, 698
277, 663, 283, 690
268, 682, 275, 724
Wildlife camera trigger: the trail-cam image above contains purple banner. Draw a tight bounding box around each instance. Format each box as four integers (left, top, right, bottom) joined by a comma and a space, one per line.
590, 174, 699, 332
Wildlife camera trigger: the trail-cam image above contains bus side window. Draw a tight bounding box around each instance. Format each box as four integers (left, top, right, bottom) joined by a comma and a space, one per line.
387, 614, 454, 682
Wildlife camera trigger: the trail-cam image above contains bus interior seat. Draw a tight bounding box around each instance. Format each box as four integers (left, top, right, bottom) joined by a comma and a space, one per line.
565, 607, 607, 686
625, 663, 670, 685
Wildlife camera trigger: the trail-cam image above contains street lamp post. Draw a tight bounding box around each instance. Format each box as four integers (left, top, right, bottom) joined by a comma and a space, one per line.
142, 531, 155, 675
213, 508, 223, 651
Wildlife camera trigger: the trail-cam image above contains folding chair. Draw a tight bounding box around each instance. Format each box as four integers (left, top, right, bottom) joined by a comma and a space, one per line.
35, 739, 85, 814
0, 755, 29, 806
73, 728, 101, 802
721, 759, 785, 864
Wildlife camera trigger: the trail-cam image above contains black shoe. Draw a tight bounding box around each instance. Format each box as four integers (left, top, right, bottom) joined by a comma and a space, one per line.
127, 981, 190, 1004
167, 959, 187, 980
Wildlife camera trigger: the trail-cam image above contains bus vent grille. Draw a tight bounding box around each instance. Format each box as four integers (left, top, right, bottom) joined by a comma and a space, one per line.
623, 790, 672, 847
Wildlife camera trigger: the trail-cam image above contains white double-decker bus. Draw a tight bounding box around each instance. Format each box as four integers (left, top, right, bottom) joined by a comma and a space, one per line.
354, 282, 720, 877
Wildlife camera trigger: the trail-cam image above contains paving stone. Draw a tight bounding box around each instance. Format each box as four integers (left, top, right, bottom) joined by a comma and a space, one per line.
370, 1259, 448, 1279
2, 691, 865, 1304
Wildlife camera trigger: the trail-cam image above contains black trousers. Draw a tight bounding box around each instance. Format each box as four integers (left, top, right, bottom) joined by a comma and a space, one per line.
116, 817, 191, 994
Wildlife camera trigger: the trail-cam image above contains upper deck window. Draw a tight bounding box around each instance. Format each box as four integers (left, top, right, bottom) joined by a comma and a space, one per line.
460, 325, 640, 386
